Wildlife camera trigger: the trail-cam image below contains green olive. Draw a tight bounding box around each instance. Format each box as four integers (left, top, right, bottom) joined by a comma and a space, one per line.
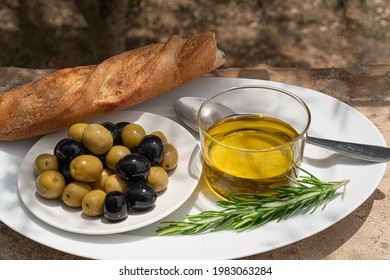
68, 123, 88, 142
82, 123, 113, 155
160, 143, 179, 171
90, 168, 113, 191
70, 155, 103, 183
146, 166, 169, 192
36, 170, 66, 199
33, 153, 59, 175
62, 181, 92, 208
104, 174, 129, 193
104, 145, 131, 172
121, 124, 146, 150
150, 131, 168, 145
82, 190, 106, 217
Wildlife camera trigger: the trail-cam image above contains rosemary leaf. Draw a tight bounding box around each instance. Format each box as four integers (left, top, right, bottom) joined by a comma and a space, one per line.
156, 168, 349, 236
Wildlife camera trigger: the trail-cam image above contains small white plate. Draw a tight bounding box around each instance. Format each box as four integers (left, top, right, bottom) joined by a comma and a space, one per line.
17, 111, 199, 235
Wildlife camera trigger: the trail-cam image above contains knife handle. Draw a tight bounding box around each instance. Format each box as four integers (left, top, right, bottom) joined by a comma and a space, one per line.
306, 136, 390, 162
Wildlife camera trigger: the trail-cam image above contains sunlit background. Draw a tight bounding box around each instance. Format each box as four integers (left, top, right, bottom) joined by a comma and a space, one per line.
1, 0, 389, 69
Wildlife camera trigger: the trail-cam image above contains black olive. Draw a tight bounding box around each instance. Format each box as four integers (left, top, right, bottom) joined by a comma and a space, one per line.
58, 162, 74, 184
54, 138, 85, 162
96, 153, 107, 167
139, 135, 165, 165
125, 181, 157, 211
115, 122, 131, 139
101, 122, 121, 145
116, 153, 151, 182
104, 191, 129, 222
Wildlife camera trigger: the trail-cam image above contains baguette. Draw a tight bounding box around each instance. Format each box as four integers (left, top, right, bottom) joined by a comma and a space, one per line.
0, 32, 225, 141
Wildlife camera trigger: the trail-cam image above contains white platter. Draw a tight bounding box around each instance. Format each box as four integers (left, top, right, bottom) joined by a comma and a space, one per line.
0, 77, 387, 259
17, 111, 199, 235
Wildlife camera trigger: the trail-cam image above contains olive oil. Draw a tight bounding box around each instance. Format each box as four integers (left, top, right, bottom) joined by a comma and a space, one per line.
201, 114, 302, 199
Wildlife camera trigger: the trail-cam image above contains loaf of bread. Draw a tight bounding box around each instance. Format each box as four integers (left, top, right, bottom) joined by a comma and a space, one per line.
0, 32, 225, 141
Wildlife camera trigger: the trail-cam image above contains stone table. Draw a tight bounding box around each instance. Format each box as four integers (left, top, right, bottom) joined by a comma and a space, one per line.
0, 64, 389, 259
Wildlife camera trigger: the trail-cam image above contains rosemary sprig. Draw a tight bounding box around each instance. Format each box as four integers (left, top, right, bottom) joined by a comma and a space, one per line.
157, 168, 349, 236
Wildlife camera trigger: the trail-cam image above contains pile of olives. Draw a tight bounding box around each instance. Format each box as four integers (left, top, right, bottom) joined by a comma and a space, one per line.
33, 121, 179, 222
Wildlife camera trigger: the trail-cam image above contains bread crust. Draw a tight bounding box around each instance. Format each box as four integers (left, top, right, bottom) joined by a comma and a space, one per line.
0, 32, 224, 141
